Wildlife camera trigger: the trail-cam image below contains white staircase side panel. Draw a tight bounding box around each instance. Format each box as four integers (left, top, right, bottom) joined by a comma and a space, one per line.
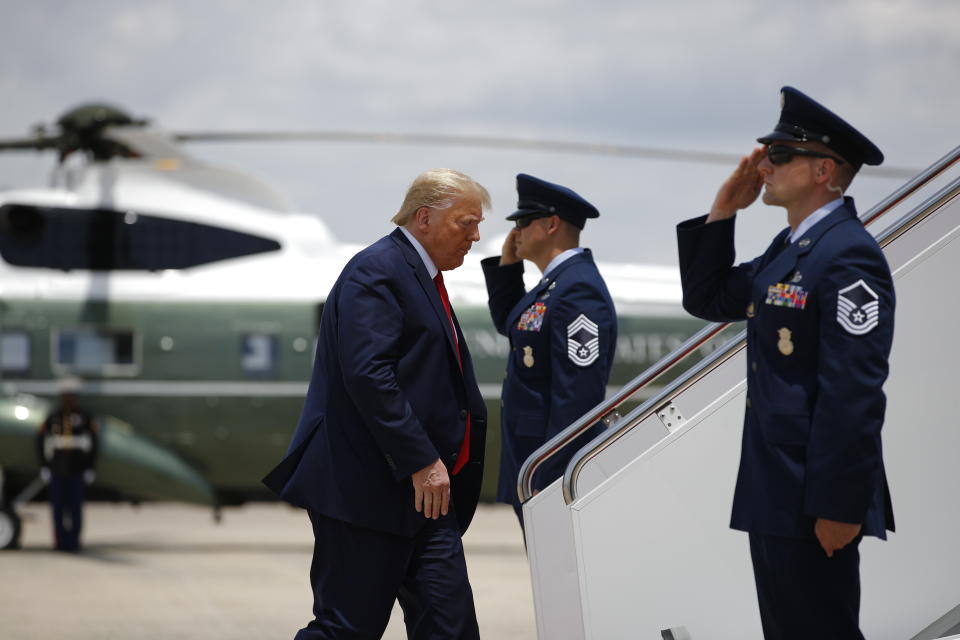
524, 410, 672, 639
573, 349, 745, 501
523, 480, 585, 640
570, 370, 756, 639
860, 208, 960, 639
523, 185, 960, 638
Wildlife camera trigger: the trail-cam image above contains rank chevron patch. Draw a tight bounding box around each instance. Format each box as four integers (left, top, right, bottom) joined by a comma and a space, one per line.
567, 314, 600, 366
837, 279, 879, 335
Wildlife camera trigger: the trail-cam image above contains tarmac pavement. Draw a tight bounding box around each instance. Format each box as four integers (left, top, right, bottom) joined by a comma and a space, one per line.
0, 502, 536, 639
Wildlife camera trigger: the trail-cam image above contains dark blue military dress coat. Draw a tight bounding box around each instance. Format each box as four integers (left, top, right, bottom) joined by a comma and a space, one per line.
264, 228, 487, 537
677, 197, 895, 539
482, 249, 616, 506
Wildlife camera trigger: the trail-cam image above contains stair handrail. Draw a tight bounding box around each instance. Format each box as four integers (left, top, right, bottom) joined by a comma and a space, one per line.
562, 144, 960, 504
515, 144, 960, 505
517, 320, 731, 501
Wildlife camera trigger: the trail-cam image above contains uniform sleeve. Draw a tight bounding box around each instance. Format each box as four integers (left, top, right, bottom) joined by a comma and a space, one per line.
336, 259, 440, 481
676, 214, 758, 322
481, 257, 527, 335
537, 283, 616, 484
804, 247, 895, 523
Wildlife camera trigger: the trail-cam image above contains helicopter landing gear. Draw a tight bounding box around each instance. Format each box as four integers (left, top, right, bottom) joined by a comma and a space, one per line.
0, 505, 21, 550
0, 465, 23, 550
0, 465, 47, 550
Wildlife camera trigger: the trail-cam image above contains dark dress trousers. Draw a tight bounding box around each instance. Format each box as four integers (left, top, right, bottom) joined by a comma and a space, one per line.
481, 250, 616, 512
264, 228, 486, 639
677, 198, 895, 639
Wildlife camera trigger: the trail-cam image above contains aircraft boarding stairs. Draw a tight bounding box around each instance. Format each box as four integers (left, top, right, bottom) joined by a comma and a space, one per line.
520, 146, 960, 640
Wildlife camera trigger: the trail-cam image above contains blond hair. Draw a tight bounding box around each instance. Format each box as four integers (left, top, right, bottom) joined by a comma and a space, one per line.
392, 169, 491, 225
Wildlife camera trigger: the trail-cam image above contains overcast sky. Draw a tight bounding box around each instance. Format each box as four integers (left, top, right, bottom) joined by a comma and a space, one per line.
2, 0, 958, 266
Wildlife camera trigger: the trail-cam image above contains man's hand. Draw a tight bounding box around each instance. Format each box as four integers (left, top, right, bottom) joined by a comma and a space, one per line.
499, 229, 521, 266
707, 147, 767, 222
412, 458, 450, 519
814, 517, 862, 557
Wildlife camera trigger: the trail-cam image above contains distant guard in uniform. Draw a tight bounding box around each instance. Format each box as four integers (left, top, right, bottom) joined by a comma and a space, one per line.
676, 87, 895, 639
482, 174, 617, 527
37, 377, 99, 552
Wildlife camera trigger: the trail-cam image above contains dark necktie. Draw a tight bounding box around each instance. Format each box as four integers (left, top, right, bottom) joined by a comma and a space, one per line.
434, 272, 470, 475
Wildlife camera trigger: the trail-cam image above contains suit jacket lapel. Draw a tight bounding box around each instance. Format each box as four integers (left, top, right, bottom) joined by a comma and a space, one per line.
389, 228, 462, 369
756, 227, 798, 283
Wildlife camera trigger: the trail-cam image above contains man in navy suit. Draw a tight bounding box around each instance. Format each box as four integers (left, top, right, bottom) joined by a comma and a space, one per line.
676, 87, 895, 639
481, 174, 616, 527
264, 168, 490, 639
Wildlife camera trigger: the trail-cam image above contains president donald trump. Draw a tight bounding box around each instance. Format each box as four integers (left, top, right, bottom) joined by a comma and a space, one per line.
264, 169, 490, 639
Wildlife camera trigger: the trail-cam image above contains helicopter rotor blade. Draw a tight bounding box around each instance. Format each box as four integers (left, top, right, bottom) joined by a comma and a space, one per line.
172, 130, 919, 179
102, 126, 192, 160
0, 135, 66, 152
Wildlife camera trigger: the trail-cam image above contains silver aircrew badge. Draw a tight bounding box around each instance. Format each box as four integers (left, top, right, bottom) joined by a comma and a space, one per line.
798, 238, 811, 247
790, 271, 803, 283
746, 302, 755, 318
523, 345, 535, 368
777, 327, 794, 355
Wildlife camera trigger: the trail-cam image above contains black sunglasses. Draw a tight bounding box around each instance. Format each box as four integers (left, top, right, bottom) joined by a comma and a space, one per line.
766, 144, 846, 166
514, 213, 553, 229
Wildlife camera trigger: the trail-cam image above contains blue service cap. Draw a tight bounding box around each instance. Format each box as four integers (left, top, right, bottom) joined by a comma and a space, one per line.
757, 86, 884, 170
506, 173, 599, 229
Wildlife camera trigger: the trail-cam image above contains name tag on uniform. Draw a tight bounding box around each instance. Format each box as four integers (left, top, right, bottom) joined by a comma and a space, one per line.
517, 302, 547, 331
765, 283, 808, 310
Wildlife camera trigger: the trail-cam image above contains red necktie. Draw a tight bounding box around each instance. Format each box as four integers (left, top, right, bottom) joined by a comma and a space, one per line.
434, 272, 470, 475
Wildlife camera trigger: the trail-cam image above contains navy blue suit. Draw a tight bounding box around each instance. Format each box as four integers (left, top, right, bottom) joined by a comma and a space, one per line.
481, 250, 616, 512
264, 228, 486, 639
677, 198, 895, 639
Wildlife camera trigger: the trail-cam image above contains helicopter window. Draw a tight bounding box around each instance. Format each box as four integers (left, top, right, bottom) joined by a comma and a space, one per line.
53, 328, 138, 376
0, 204, 281, 271
241, 333, 276, 375
0, 331, 30, 373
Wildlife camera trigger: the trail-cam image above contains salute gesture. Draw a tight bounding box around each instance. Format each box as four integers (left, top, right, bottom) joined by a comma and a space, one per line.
708, 147, 766, 221
676, 87, 893, 639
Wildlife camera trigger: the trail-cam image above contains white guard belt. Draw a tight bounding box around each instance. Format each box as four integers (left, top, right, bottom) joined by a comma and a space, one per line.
45, 434, 93, 459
